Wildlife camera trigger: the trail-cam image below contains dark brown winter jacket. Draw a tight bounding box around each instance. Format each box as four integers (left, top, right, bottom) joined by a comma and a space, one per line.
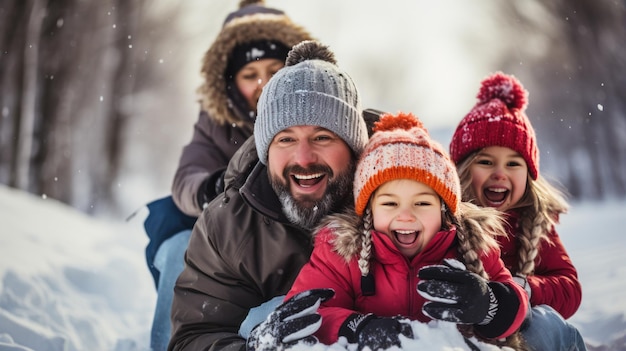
168, 137, 341, 351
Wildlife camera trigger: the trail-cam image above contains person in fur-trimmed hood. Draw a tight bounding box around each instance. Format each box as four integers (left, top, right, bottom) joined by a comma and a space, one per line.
173, 0, 313, 215
283, 112, 529, 350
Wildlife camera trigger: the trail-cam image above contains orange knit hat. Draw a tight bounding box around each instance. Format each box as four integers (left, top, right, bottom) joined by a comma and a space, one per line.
354, 112, 460, 215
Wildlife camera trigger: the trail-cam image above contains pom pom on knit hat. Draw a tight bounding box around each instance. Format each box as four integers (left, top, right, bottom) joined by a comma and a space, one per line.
254, 40, 368, 164
449, 72, 539, 179
354, 112, 461, 215
223, 1, 283, 25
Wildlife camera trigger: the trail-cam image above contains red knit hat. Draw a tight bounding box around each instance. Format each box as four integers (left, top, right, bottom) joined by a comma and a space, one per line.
449, 72, 539, 179
354, 112, 460, 215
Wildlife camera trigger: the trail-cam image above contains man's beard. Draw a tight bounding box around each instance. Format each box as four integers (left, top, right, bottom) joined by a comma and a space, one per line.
269, 161, 355, 229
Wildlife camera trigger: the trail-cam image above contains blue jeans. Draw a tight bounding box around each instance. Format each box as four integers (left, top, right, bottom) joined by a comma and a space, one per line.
150, 229, 192, 351
521, 305, 587, 351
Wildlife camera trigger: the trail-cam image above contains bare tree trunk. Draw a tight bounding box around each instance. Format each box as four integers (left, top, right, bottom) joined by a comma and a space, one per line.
15, 0, 44, 191
35, 0, 80, 204
96, 0, 143, 210
0, 1, 27, 186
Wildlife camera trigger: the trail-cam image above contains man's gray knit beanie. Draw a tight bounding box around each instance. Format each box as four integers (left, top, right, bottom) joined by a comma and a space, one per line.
254, 40, 368, 164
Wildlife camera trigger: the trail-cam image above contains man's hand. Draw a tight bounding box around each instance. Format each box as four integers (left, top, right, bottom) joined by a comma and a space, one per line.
246, 288, 334, 351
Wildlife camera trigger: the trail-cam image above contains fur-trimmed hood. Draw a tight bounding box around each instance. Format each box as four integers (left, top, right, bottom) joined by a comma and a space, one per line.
316, 210, 363, 262
197, 1, 313, 126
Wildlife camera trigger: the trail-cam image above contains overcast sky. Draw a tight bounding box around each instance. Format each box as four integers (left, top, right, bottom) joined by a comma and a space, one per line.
172, 1, 510, 130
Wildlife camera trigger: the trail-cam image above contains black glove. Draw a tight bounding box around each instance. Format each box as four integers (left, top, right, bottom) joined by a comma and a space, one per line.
196, 169, 226, 209
214, 169, 225, 194
417, 258, 498, 325
246, 288, 335, 351
339, 313, 414, 350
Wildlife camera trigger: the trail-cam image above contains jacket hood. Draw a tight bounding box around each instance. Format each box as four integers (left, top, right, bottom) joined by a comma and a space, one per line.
197, 5, 314, 126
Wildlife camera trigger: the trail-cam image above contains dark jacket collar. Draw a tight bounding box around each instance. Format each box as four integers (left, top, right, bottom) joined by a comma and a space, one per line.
239, 161, 290, 223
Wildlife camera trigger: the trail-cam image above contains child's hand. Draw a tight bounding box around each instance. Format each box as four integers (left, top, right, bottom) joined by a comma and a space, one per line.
417, 258, 498, 325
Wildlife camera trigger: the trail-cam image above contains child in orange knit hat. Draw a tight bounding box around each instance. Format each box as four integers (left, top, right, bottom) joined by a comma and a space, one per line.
450, 72, 585, 351
285, 112, 529, 350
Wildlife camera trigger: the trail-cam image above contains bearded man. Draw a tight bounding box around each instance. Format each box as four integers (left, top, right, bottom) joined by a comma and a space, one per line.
168, 40, 373, 351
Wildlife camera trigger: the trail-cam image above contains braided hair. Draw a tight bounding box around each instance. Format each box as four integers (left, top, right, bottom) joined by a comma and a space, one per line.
358, 208, 374, 278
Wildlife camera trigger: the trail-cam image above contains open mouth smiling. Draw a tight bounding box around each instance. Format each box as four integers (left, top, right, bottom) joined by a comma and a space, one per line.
393, 229, 419, 245
292, 173, 325, 188
484, 187, 509, 206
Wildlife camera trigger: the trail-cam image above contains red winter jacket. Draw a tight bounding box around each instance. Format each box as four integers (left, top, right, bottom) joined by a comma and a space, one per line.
500, 210, 582, 319
287, 213, 528, 344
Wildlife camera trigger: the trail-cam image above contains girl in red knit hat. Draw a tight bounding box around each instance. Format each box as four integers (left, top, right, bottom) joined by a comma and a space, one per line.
275, 112, 530, 350
449, 72, 586, 351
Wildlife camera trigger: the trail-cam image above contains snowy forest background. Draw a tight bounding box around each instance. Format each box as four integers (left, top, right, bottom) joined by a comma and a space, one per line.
1, 0, 625, 217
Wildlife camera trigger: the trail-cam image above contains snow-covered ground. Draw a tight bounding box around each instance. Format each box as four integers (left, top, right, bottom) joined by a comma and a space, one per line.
0, 184, 625, 350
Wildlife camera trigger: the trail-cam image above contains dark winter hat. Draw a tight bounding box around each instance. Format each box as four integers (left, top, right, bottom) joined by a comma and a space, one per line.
225, 40, 290, 79
449, 72, 539, 179
254, 40, 368, 164
197, 0, 313, 126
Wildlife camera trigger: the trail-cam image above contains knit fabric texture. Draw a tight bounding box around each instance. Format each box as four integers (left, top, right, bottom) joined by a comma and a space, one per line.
254, 41, 368, 164
222, 2, 284, 26
449, 72, 539, 179
354, 112, 460, 215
